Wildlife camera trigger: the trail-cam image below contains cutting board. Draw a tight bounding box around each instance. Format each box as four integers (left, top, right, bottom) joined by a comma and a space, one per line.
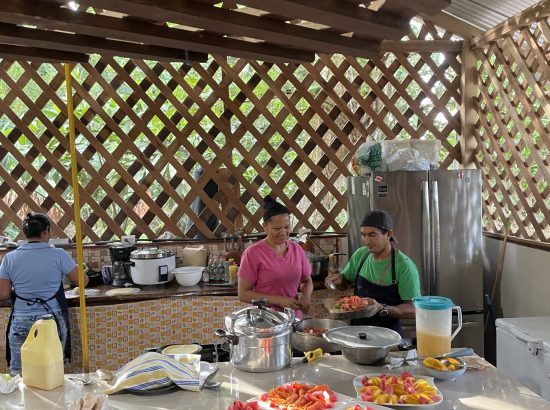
322, 297, 378, 320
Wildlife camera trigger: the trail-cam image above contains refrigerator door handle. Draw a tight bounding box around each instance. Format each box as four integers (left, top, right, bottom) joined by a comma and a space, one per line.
430, 180, 440, 295
422, 180, 431, 295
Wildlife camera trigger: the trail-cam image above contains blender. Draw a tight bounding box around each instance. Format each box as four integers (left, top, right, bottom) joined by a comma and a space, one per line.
110, 243, 136, 287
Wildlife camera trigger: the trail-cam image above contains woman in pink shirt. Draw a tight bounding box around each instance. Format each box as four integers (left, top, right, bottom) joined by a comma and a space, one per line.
238, 196, 313, 318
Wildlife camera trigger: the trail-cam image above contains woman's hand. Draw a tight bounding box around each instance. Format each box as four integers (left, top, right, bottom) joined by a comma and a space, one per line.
299, 295, 311, 314
272, 295, 303, 311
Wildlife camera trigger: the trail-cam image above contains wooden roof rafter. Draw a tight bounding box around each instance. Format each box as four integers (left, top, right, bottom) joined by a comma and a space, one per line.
0, 0, 453, 63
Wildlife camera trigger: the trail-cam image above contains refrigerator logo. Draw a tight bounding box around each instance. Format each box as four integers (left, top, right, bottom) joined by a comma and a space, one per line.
377, 185, 388, 198
374, 175, 383, 183
457, 172, 464, 179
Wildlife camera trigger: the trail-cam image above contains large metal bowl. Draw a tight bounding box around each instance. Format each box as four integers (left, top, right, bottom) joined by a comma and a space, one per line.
323, 326, 401, 365
292, 318, 348, 353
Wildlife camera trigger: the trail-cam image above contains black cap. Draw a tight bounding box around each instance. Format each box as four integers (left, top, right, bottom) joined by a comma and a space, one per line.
263, 195, 290, 222
360, 210, 393, 231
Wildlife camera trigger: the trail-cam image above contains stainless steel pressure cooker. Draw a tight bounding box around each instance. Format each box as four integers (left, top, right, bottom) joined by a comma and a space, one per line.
215, 299, 294, 372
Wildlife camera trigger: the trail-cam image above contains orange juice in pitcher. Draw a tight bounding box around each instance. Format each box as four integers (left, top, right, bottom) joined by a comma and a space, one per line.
21, 314, 64, 390
413, 296, 462, 357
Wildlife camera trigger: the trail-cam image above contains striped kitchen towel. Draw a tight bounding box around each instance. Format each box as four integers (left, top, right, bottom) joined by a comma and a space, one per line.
102, 352, 201, 394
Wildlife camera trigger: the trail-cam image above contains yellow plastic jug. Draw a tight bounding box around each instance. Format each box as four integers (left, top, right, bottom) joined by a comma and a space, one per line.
21, 314, 64, 390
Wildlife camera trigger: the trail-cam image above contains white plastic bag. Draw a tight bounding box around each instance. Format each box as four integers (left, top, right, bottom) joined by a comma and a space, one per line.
386, 148, 431, 171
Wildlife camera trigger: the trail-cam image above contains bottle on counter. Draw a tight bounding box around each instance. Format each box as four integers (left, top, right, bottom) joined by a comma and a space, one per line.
21, 314, 64, 390
228, 259, 238, 285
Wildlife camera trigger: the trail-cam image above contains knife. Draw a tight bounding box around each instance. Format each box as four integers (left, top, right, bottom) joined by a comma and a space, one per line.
405, 347, 474, 362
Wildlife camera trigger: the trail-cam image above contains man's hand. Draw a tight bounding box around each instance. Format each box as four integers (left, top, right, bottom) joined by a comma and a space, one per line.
325, 273, 342, 289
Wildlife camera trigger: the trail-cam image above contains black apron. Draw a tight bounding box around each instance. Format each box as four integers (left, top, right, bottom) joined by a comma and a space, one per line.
5, 284, 71, 365
351, 247, 404, 336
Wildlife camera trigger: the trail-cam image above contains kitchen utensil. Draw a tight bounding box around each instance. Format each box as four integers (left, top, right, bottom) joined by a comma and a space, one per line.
109, 243, 136, 287
67, 376, 93, 385
292, 318, 347, 353
306, 253, 328, 277
215, 299, 294, 372
172, 266, 203, 286
405, 347, 474, 362
323, 326, 401, 365
291, 348, 324, 368
413, 296, 462, 357
130, 248, 176, 285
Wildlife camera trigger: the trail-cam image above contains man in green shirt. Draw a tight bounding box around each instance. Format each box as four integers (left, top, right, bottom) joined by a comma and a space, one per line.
325, 210, 421, 335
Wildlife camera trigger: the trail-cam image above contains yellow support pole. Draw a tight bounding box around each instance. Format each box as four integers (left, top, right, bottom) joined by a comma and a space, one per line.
64, 63, 90, 372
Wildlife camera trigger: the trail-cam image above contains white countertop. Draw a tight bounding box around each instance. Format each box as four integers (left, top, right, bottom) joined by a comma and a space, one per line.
3, 356, 550, 409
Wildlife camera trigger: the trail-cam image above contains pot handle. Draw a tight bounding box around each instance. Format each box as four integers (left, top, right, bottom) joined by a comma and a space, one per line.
215, 328, 239, 345
292, 317, 312, 331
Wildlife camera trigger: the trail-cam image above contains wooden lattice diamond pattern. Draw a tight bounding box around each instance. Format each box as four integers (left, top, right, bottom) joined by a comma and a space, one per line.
473, 17, 550, 242
0, 18, 462, 241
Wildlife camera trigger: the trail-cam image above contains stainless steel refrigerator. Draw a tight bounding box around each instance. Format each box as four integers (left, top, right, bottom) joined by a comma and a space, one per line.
347, 170, 484, 355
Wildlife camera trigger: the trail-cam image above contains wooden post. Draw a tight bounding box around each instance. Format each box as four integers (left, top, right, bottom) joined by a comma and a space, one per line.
64, 63, 89, 372
460, 38, 478, 169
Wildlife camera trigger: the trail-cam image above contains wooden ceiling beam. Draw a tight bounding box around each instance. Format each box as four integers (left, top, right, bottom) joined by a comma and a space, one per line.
381, 39, 463, 53
234, 0, 409, 40
472, 0, 550, 49
0, 23, 208, 63
70, 0, 381, 57
419, 11, 483, 39
0, 43, 88, 62
0, 1, 312, 63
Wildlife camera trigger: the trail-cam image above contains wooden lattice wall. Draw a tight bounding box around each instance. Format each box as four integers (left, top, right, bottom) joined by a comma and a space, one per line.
472, 17, 550, 243
0, 18, 462, 242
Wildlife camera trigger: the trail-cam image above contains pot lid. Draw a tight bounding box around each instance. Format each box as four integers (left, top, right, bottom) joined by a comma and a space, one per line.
413, 296, 454, 310
231, 306, 292, 335
323, 326, 401, 348
130, 248, 175, 259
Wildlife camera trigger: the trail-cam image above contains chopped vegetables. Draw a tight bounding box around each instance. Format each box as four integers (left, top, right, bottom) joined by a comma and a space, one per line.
334, 296, 369, 311
226, 400, 259, 410
259, 382, 338, 410
302, 327, 328, 335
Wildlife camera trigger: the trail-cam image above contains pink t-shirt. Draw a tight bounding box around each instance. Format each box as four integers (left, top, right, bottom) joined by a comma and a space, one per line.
239, 239, 312, 318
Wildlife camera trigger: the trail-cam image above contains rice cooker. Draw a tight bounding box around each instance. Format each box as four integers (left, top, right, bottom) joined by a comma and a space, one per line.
130, 248, 176, 285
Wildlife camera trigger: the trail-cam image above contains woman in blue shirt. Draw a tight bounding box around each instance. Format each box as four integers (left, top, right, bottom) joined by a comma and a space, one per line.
0, 213, 88, 374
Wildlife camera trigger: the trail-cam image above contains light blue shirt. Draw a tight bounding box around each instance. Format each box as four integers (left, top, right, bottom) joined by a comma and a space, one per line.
0, 242, 76, 316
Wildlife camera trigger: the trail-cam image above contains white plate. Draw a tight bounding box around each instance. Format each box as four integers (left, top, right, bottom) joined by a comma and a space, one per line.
353, 373, 443, 407
105, 288, 141, 296
251, 380, 355, 410
162, 344, 201, 355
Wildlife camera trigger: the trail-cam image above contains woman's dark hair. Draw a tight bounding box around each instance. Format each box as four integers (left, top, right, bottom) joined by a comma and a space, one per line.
22, 212, 51, 238
263, 195, 290, 222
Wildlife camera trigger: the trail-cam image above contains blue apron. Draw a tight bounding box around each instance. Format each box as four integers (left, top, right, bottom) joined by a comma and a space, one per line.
351, 247, 404, 336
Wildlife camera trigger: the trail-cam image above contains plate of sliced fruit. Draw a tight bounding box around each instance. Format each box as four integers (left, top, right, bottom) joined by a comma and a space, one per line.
353, 372, 443, 407
251, 381, 355, 410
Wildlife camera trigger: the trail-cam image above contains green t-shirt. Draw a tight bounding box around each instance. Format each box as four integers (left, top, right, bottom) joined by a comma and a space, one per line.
342, 247, 421, 301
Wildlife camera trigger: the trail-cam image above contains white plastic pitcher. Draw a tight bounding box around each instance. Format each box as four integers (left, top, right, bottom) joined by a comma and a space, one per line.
413, 296, 462, 357
21, 314, 64, 390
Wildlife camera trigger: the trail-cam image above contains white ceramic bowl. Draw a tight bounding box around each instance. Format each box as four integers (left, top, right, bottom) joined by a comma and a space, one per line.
173, 266, 203, 286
